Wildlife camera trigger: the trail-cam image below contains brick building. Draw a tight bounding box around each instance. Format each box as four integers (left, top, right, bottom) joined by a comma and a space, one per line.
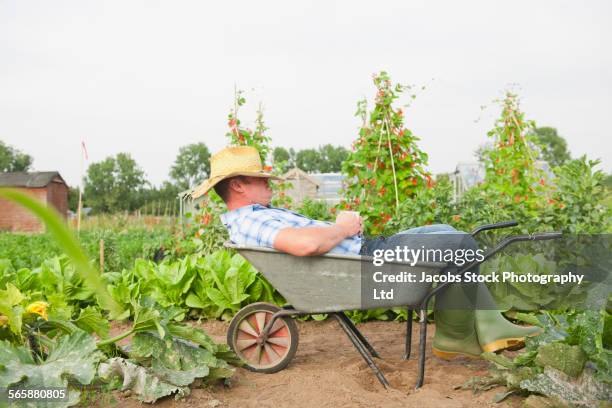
0, 171, 69, 233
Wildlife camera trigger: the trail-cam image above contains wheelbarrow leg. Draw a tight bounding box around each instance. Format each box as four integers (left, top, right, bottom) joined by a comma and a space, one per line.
416, 309, 428, 389
337, 312, 381, 358
333, 313, 390, 389
403, 308, 413, 360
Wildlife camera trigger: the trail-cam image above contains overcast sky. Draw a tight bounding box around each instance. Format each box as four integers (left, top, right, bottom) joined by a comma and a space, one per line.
1, 0, 610, 187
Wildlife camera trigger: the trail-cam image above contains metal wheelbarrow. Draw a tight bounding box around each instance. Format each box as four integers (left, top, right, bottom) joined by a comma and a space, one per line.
224, 220, 562, 389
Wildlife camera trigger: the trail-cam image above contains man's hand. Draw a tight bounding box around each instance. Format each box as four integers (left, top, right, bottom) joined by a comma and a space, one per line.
335, 212, 363, 237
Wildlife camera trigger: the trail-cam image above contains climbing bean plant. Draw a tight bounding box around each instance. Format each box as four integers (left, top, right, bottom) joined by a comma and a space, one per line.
340, 71, 432, 235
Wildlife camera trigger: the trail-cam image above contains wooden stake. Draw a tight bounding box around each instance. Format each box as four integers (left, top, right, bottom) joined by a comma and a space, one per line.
100, 239, 105, 273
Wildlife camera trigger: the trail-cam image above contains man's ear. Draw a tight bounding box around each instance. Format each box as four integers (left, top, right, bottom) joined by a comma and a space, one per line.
228, 178, 245, 194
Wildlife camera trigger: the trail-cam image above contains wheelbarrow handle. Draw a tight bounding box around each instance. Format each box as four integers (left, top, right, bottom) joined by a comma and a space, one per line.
471, 220, 519, 236
531, 232, 563, 240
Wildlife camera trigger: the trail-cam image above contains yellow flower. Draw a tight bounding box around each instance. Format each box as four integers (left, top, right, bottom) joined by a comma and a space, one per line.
26, 301, 49, 321
0, 315, 8, 327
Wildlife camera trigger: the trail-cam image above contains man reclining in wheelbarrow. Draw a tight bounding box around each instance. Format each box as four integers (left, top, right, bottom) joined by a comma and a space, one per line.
191, 146, 541, 359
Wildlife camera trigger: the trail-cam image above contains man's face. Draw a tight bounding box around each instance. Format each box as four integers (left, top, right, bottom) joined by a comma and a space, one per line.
233, 176, 273, 206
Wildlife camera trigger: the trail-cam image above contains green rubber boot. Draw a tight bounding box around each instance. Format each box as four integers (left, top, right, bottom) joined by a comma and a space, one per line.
474, 283, 543, 353
432, 283, 483, 360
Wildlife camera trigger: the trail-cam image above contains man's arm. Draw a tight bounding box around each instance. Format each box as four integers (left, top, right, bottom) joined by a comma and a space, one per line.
273, 213, 362, 256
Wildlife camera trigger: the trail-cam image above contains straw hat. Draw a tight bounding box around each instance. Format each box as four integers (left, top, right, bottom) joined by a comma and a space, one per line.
191, 146, 284, 198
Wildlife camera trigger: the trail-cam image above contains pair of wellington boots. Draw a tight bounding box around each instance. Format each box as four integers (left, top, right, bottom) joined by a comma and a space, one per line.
431, 282, 542, 359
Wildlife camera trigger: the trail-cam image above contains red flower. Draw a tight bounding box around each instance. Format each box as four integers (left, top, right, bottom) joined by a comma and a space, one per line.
426, 175, 434, 188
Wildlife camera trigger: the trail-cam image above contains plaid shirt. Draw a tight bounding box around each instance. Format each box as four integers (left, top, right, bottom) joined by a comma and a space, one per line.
220, 204, 362, 255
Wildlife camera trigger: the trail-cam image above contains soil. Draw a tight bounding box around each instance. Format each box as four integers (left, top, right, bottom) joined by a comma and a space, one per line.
98, 319, 522, 408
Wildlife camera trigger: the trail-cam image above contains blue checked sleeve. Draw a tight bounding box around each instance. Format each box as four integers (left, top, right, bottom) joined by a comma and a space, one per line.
236, 212, 292, 248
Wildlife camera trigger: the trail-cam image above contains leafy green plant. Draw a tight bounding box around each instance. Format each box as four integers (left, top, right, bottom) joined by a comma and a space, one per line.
186, 250, 281, 320
184, 200, 230, 257
296, 197, 334, 222
0, 283, 26, 340
541, 156, 611, 234
0, 330, 105, 407
458, 310, 611, 406
384, 178, 456, 235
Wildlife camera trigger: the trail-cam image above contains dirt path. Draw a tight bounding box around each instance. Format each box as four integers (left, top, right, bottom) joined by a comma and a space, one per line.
110, 319, 521, 408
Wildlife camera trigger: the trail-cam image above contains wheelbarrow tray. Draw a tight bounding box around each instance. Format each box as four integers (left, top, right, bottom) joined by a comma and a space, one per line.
225, 243, 447, 313
223, 224, 562, 390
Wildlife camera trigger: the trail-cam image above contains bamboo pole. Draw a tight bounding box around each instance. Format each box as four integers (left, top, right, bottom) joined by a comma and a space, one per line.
99, 239, 105, 273
77, 149, 84, 236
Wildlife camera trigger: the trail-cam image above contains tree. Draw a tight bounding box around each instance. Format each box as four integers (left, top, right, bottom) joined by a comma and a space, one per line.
138, 181, 181, 215
317, 144, 348, 172
604, 173, 612, 190
0, 140, 33, 172
530, 127, 571, 167
67, 186, 79, 212
83, 153, 146, 213
169, 143, 211, 190
295, 149, 321, 173
272, 147, 293, 172
273, 146, 290, 163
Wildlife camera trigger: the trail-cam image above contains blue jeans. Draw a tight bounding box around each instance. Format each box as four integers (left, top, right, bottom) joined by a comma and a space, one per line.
359, 224, 481, 309
360, 224, 477, 256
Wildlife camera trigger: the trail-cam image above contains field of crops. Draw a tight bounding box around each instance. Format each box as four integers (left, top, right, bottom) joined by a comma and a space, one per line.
1, 181, 610, 407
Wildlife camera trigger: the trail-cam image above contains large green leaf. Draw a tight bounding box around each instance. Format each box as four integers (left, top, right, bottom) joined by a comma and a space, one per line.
101, 329, 235, 403
0, 330, 104, 407
73, 306, 110, 338
520, 366, 611, 406
98, 357, 190, 403
130, 332, 217, 369
535, 342, 586, 378
0, 283, 25, 336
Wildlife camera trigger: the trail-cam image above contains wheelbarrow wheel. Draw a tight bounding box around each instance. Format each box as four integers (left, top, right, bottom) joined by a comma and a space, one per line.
227, 302, 299, 373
